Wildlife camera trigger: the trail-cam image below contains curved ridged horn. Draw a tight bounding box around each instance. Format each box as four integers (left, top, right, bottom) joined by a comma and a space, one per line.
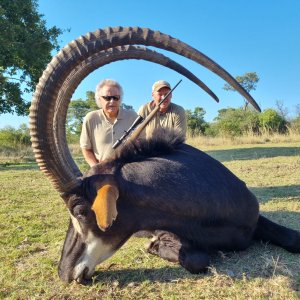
83, 27, 260, 110
30, 26, 260, 194
53, 46, 218, 188
31, 45, 217, 193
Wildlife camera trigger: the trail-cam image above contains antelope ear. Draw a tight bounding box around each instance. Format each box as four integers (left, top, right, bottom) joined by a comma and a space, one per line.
91, 184, 119, 231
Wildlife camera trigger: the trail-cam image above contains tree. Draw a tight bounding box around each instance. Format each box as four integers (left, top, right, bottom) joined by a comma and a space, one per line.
275, 100, 288, 119
0, 123, 30, 147
295, 104, 300, 116
259, 109, 288, 134
212, 108, 260, 137
67, 92, 98, 136
185, 107, 208, 136
223, 72, 259, 110
290, 114, 300, 134
0, 0, 63, 115
121, 103, 133, 110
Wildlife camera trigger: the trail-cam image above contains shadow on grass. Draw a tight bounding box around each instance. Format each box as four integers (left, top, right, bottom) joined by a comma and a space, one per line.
0, 157, 88, 173
250, 184, 300, 203
206, 146, 300, 162
0, 161, 39, 171
92, 265, 193, 286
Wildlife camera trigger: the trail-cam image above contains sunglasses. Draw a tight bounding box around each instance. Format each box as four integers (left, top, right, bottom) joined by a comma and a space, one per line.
101, 95, 120, 101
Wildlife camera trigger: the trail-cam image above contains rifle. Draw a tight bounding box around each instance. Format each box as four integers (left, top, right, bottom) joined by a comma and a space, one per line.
112, 79, 182, 149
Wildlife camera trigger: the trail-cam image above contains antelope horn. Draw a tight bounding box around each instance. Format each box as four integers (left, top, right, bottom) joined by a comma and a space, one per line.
30, 45, 217, 194
30, 26, 260, 196
82, 27, 260, 110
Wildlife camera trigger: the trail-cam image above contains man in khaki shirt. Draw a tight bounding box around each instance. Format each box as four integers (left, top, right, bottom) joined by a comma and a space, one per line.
135, 80, 187, 244
80, 79, 137, 167
138, 80, 187, 140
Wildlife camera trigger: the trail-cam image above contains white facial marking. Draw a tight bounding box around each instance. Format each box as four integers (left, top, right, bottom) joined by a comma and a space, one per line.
73, 230, 116, 281
70, 214, 83, 236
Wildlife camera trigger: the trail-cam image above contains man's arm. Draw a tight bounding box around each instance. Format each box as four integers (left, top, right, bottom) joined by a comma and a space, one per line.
137, 104, 147, 118
80, 113, 99, 167
81, 148, 99, 167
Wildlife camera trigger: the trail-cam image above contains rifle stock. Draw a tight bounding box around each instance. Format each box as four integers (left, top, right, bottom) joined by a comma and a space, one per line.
127, 105, 160, 142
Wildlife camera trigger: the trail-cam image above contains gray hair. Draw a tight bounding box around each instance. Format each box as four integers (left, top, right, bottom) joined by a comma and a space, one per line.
95, 79, 124, 108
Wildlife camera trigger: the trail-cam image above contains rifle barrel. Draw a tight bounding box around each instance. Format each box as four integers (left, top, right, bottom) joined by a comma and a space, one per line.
113, 79, 182, 149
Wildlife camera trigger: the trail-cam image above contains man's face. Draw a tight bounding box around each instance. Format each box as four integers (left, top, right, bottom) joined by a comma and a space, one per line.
99, 85, 121, 117
152, 87, 172, 113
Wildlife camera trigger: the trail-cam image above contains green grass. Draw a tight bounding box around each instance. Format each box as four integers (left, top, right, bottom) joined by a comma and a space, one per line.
0, 142, 300, 299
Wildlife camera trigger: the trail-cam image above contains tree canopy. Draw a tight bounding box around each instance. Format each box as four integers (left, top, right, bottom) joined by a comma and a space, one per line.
0, 0, 63, 115
259, 109, 287, 133
67, 92, 98, 136
211, 108, 260, 137
223, 72, 259, 109
223, 72, 259, 93
185, 107, 208, 136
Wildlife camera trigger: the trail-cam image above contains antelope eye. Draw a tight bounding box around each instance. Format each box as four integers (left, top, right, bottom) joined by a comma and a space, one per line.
72, 205, 89, 222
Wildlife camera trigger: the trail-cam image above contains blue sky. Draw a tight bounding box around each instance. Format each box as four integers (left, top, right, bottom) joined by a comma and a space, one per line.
1, 0, 300, 128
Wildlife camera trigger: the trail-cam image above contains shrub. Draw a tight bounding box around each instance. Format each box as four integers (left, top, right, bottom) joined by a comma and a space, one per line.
258, 109, 288, 134
186, 107, 208, 137
0, 124, 31, 147
211, 108, 260, 137
289, 115, 300, 134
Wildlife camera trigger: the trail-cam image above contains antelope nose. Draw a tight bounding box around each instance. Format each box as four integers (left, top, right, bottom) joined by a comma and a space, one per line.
75, 266, 91, 284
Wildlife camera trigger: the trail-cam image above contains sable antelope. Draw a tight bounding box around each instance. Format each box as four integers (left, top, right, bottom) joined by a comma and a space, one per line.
29, 27, 300, 283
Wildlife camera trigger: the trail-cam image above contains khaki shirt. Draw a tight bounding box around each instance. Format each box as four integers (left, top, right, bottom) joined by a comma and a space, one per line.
138, 102, 187, 140
80, 108, 138, 161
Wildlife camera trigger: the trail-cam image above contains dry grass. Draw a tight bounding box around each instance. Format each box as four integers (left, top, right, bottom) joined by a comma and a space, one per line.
0, 137, 300, 299
66, 132, 300, 159
187, 132, 300, 151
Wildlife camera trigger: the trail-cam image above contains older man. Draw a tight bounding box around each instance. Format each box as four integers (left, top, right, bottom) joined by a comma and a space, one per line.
80, 79, 137, 167
138, 80, 187, 140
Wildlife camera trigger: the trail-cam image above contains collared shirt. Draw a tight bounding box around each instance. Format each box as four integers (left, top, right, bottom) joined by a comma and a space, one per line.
138, 102, 187, 140
80, 108, 138, 161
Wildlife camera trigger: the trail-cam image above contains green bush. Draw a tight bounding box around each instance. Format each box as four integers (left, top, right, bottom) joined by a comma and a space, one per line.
186, 107, 208, 137
211, 108, 260, 137
289, 115, 300, 133
0, 124, 31, 147
258, 109, 288, 134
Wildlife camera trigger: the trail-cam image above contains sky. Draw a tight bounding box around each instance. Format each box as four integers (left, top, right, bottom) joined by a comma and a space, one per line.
1, 0, 300, 128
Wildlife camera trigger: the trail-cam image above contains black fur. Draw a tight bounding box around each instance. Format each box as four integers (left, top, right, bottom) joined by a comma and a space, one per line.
59, 132, 300, 282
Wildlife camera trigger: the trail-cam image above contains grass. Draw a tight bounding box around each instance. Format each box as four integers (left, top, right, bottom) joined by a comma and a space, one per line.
0, 137, 300, 299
